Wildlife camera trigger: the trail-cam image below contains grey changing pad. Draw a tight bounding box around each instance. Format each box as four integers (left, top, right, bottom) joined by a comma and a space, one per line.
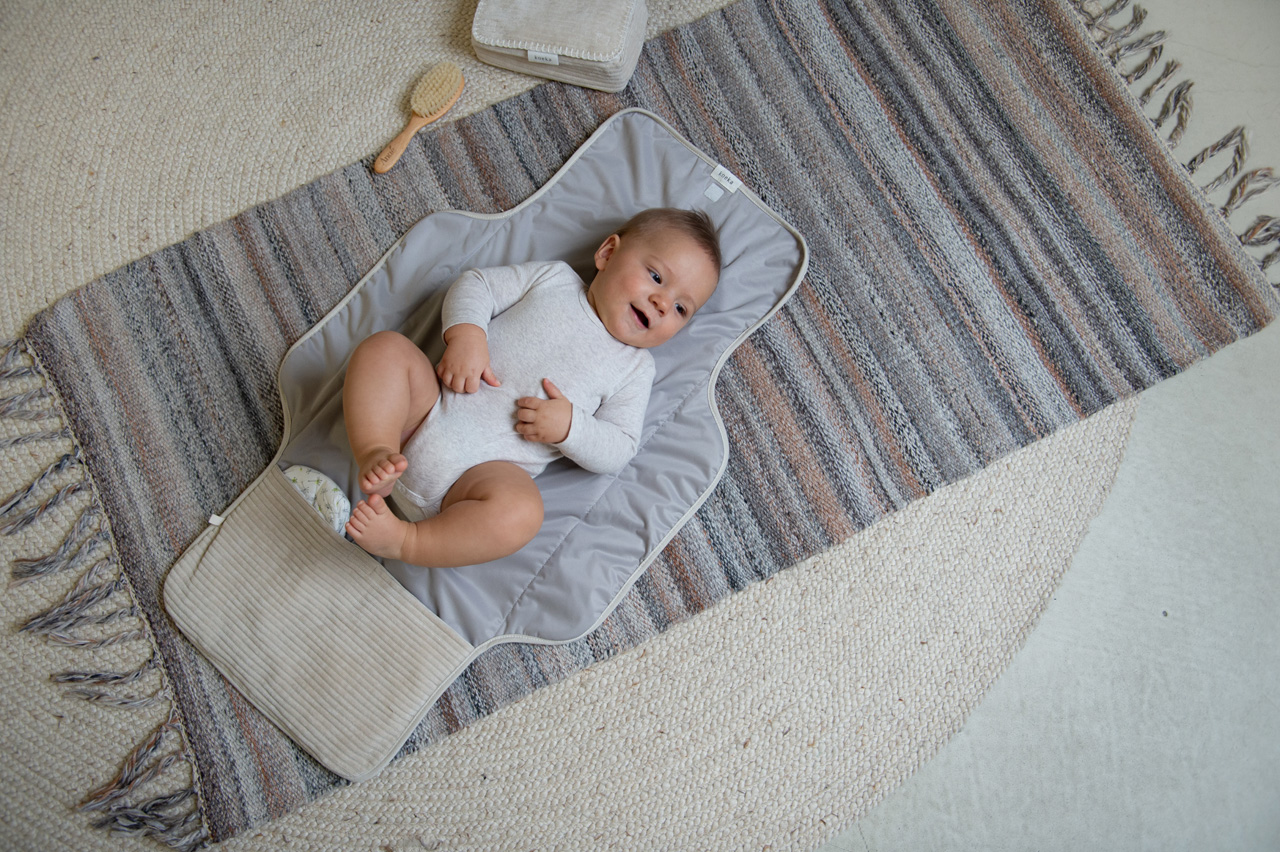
164, 109, 807, 780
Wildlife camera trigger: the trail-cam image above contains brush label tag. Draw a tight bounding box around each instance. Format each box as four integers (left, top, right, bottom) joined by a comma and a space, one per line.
711, 164, 743, 194
528, 50, 560, 65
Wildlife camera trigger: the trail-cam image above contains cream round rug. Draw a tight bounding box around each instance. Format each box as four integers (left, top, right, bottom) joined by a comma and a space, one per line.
0, 1, 1135, 849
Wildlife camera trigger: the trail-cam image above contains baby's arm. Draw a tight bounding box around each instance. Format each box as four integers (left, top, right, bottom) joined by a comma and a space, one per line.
439, 263, 554, 392
520, 359, 655, 474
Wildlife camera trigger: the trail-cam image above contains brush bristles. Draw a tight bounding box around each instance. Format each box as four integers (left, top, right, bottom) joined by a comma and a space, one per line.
410, 62, 465, 119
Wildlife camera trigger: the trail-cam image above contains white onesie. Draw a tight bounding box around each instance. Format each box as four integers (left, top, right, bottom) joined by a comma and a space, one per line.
391, 260, 656, 520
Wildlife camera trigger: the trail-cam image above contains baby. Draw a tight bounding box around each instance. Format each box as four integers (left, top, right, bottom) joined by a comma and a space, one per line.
342, 207, 722, 568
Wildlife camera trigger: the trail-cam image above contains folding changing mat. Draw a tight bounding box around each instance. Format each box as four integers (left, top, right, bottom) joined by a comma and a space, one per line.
162, 109, 808, 782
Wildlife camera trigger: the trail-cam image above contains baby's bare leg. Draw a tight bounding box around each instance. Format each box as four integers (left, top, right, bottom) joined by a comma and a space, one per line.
347, 461, 543, 567
343, 331, 439, 497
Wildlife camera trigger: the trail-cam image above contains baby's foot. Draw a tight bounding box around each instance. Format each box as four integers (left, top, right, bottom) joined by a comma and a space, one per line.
358, 451, 408, 497
345, 494, 407, 559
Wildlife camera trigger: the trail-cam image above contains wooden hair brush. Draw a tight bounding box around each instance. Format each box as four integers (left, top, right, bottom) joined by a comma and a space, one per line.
373, 62, 465, 174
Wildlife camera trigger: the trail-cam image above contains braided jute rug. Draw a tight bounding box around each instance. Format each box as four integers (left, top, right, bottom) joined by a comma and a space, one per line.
2, 0, 1275, 850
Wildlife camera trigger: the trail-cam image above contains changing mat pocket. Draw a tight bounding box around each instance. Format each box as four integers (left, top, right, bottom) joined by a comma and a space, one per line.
164, 466, 473, 781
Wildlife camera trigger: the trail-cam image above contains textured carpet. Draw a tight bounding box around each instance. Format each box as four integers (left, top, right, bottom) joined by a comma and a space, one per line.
2, 0, 1275, 849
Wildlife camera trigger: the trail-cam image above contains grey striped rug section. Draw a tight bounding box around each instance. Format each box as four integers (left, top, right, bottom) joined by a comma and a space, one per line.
19, 0, 1274, 842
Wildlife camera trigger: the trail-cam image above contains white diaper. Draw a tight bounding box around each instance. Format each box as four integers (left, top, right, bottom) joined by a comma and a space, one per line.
283, 465, 351, 534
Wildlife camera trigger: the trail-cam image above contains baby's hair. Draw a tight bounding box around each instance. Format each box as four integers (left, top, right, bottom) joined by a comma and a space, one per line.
616, 208, 722, 274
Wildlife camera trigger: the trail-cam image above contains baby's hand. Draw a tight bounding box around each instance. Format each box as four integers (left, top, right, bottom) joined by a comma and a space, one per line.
516, 379, 572, 444
437, 324, 501, 393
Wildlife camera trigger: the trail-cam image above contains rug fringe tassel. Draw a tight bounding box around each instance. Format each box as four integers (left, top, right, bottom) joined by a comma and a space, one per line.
9, 503, 104, 582
4, 337, 210, 850
0, 338, 23, 369
1074, 1, 1279, 285
0, 362, 39, 381
80, 710, 209, 850
1097, 3, 1145, 50
81, 709, 181, 810
0, 385, 58, 420
0, 448, 83, 517
55, 654, 157, 687
88, 790, 209, 852
1187, 125, 1248, 192
0, 478, 90, 535
1120, 42, 1161, 85
22, 573, 137, 638
1221, 168, 1280, 218
1241, 216, 1280, 248
0, 339, 56, 419
1111, 28, 1164, 66
43, 625, 149, 649
44, 600, 137, 635
1138, 58, 1180, 107
1152, 79, 1193, 148
22, 558, 117, 625
0, 426, 72, 450
1241, 215, 1280, 276
65, 686, 169, 709
1075, 0, 1131, 31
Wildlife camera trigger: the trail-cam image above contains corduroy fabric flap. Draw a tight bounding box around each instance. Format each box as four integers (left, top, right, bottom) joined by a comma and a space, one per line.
163, 466, 474, 782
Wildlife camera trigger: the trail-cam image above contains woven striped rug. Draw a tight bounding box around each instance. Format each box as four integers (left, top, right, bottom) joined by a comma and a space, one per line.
5, 0, 1275, 846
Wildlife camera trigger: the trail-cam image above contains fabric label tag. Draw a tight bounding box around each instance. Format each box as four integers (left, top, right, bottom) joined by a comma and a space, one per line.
711, 164, 743, 194
528, 50, 560, 66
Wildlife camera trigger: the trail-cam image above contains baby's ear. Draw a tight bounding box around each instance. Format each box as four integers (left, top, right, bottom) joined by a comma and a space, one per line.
594, 234, 621, 269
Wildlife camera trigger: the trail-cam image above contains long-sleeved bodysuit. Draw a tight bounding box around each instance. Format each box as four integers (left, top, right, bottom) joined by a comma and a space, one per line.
391, 261, 655, 520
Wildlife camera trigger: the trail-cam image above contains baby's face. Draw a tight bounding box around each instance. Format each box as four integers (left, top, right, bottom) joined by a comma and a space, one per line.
586, 227, 719, 349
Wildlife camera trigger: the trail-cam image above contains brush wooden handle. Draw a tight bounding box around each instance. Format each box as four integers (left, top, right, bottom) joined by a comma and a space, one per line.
374, 114, 431, 174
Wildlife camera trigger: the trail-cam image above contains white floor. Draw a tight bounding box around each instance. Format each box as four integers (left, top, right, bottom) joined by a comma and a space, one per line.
823, 0, 1280, 848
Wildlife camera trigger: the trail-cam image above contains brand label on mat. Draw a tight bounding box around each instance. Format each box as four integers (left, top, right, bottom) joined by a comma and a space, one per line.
711, 164, 743, 194
528, 50, 560, 65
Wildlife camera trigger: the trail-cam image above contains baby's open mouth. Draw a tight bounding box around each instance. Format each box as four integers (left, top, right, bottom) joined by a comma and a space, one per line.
632, 305, 650, 328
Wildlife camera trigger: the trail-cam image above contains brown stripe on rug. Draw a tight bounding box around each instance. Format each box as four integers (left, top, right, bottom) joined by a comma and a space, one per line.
6, 0, 1275, 845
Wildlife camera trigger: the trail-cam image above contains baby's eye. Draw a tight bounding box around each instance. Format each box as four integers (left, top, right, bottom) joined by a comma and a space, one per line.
650, 269, 662, 284
676, 303, 688, 317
